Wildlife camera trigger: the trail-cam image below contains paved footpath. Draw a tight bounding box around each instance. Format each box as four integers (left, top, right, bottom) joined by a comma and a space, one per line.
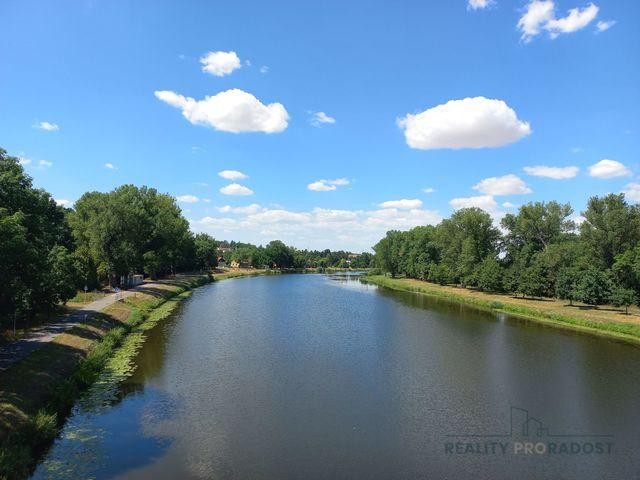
0, 285, 157, 372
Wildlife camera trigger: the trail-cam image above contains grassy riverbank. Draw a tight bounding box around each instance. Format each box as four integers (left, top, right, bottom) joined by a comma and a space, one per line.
362, 275, 640, 346
0, 274, 217, 479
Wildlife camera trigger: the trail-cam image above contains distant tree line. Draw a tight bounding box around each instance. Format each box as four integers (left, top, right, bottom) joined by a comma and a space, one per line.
373, 195, 640, 312
220, 240, 373, 269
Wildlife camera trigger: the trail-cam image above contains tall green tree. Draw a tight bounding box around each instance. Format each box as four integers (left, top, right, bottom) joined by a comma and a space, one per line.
580, 194, 640, 269
0, 149, 78, 327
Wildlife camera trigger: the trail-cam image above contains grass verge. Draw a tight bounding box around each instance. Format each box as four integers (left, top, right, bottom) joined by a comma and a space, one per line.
0, 274, 211, 480
362, 275, 640, 346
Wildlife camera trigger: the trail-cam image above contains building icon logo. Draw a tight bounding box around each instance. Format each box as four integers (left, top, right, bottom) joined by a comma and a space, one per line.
444, 406, 614, 456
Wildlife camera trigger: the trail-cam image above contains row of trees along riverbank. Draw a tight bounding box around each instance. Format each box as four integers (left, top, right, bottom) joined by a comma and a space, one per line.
373, 196, 640, 313
0, 149, 370, 332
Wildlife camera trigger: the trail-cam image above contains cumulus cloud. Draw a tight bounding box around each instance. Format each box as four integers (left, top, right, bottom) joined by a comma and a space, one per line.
38, 160, 53, 168
18, 156, 31, 166
423, 187, 436, 193
104, 163, 117, 170
200, 51, 241, 77
379, 199, 423, 209
177, 195, 199, 203
216, 204, 263, 215
307, 178, 349, 192
309, 111, 336, 127
502, 202, 517, 208
468, 0, 494, 10
260, 65, 269, 74
55, 199, 72, 207
220, 183, 254, 196
34, 121, 59, 131
192, 204, 441, 251
473, 174, 532, 195
218, 170, 248, 180
588, 159, 631, 179
622, 183, 640, 203
523, 165, 579, 179
155, 88, 289, 133
450, 195, 504, 220
398, 97, 530, 150
596, 19, 615, 32
518, 1, 600, 42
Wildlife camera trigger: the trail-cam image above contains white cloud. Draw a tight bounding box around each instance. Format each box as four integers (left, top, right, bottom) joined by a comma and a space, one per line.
34, 121, 59, 131
18, 156, 31, 166
220, 183, 254, 196
195, 182, 209, 187
155, 88, 289, 134
218, 170, 248, 180
307, 178, 350, 192
523, 165, 579, 179
192, 204, 441, 251
423, 187, 436, 193
450, 195, 504, 220
202, 198, 211, 203
473, 174, 532, 195
588, 159, 631, 179
38, 160, 53, 168
518, 1, 600, 42
309, 111, 336, 127
468, 0, 494, 10
55, 199, 71, 207
104, 163, 117, 170
398, 97, 531, 150
379, 199, 423, 209
216, 204, 262, 215
200, 51, 241, 77
622, 183, 640, 203
596, 19, 616, 32
502, 202, 517, 208
177, 195, 199, 203
546, 3, 599, 38
260, 65, 269, 74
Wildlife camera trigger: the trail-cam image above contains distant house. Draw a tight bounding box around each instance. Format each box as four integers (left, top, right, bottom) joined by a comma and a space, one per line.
217, 256, 227, 268
231, 259, 253, 269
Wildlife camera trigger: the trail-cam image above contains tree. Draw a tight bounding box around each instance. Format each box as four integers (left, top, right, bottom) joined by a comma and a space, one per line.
436, 208, 499, 284
555, 268, 580, 306
519, 262, 548, 299
0, 149, 75, 328
574, 268, 611, 306
373, 231, 404, 277
476, 257, 504, 292
501, 201, 575, 260
264, 240, 294, 268
194, 233, 218, 271
45, 246, 82, 309
70, 185, 195, 284
610, 285, 636, 314
580, 194, 640, 269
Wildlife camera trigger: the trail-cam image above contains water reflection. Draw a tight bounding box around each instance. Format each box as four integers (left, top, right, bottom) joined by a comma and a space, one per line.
31, 275, 640, 480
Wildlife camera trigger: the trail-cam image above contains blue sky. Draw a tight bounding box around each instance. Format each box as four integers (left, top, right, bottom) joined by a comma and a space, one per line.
1, 0, 639, 251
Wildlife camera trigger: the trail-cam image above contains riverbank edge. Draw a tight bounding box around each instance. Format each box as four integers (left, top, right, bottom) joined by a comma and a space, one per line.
361, 275, 640, 347
0, 269, 268, 480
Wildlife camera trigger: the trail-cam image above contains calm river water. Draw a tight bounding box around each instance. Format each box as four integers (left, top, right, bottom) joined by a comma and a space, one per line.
31, 274, 640, 479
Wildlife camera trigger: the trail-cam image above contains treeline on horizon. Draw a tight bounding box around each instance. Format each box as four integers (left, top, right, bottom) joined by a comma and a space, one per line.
373, 195, 640, 311
0, 149, 369, 329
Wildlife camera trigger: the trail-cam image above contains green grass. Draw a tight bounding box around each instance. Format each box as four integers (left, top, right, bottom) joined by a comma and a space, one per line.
363, 275, 640, 346
0, 275, 211, 480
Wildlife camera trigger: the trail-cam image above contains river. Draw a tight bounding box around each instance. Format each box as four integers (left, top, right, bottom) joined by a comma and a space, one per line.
31, 274, 640, 479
